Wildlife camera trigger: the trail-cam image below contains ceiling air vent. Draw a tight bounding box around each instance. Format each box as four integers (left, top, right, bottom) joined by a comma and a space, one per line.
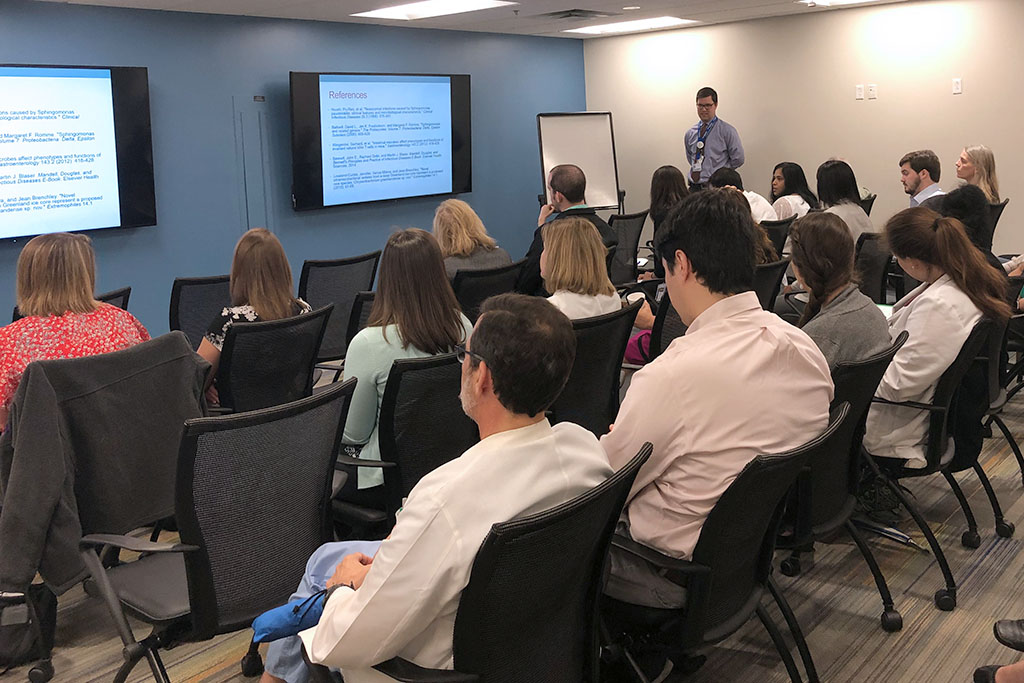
533, 8, 621, 20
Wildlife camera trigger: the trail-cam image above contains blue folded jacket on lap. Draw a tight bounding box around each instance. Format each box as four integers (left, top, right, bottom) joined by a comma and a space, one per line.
252, 588, 328, 643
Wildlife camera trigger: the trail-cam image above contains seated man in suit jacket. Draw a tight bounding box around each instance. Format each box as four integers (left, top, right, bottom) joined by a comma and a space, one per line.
516, 164, 618, 296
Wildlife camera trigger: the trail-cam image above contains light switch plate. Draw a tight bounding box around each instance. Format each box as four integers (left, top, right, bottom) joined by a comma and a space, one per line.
867, 84, 878, 99
855, 84, 865, 100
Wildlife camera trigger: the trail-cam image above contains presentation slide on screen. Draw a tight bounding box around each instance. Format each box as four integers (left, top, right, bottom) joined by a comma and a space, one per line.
319, 74, 452, 205
0, 67, 121, 238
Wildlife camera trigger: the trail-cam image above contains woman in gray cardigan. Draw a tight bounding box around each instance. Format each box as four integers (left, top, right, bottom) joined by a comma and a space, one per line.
789, 212, 890, 370
433, 198, 511, 280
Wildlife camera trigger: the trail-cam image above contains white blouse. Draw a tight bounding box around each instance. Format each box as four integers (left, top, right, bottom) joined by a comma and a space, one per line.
772, 194, 811, 221
547, 290, 622, 320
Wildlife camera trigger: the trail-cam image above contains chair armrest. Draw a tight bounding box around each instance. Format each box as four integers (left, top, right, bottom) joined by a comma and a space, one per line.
870, 397, 946, 412
374, 658, 479, 682
207, 406, 234, 415
79, 533, 198, 554
621, 363, 643, 372
610, 535, 701, 573
335, 454, 397, 469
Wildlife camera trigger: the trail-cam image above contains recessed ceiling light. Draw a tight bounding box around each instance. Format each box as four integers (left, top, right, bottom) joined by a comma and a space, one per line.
564, 16, 696, 34
795, 0, 872, 6
352, 0, 518, 21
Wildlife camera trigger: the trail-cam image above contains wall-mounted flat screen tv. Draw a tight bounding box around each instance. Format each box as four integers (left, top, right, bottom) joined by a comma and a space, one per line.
290, 72, 471, 210
0, 65, 156, 239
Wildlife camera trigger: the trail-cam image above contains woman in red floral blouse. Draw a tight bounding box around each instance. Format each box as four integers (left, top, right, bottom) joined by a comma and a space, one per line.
0, 233, 150, 427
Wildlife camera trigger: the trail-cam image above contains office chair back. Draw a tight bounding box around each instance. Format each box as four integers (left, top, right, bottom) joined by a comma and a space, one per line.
453, 259, 526, 323
760, 216, 794, 258
177, 380, 355, 638
217, 305, 333, 413
988, 199, 1009, 247
860, 193, 878, 216
298, 252, 380, 362
346, 291, 376, 349
608, 210, 649, 285
648, 290, 687, 361
12, 286, 132, 323
450, 445, 652, 682
855, 233, 891, 304
550, 301, 642, 436
379, 353, 479, 517
169, 275, 232, 350
754, 258, 790, 310
691, 403, 848, 640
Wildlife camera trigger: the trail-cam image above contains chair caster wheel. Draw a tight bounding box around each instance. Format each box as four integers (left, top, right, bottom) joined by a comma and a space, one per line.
996, 521, 1015, 538
934, 588, 957, 611
880, 609, 903, 632
240, 652, 264, 677
779, 557, 801, 577
961, 530, 981, 549
28, 661, 54, 683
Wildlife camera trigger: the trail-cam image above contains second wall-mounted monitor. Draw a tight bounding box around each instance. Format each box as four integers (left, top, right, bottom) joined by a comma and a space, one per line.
290, 72, 472, 211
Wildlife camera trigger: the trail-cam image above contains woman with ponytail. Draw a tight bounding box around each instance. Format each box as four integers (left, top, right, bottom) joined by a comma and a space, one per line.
863, 207, 1012, 468
789, 213, 889, 370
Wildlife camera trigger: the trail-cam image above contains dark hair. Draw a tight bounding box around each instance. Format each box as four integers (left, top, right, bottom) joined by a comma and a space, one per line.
884, 207, 1010, 322
654, 188, 757, 295
816, 160, 861, 208
939, 184, 992, 251
549, 164, 586, 204
709, 167, 744, 191
696, 87, 718, 104
471, 294, 576, 417
771, 162, 818, 208
790, 213, 856, 326
649, 165, 689, 226
369, 228, 467, 354
899, 150, 941, 182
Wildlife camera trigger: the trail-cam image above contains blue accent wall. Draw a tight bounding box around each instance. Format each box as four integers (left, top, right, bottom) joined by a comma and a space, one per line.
0, 0, 585, 332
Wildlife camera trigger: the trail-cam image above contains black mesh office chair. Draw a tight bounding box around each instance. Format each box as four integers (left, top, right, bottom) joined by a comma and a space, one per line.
80, 380, 355, 683
755, 258, 791, 310
332, 353, 479, 536
550, 301, 642, 436
169, 275, 232, 350
298, 251, 380, 363
608, 210, 649, 285
860, 193, 878, 216
855, 233, 891, 304
779, 333, 908, 633
216, 305, 332, 413
982, 315, 1024, 488
648, 289, 687, 361
12, 286, 132, 323
307, 445, 653, 683
761, 216, 795, 257
603, 405, 850, 683
988, 199, 1010, 247
452, 259, 526, 323
345, 291, 375, 347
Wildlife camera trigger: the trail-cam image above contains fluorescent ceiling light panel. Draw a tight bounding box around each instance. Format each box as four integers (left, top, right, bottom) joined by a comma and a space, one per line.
564, 16, 696, 34
352, 0, 517, 20
796, 0, 873, 6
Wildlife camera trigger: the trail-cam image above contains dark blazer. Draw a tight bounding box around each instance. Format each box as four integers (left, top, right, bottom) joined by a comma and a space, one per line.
516, 207, 619, 296
0, 332, 208, 593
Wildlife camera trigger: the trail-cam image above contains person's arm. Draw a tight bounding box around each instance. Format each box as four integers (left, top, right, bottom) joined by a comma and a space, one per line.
684, 129, 694, 165
341, 331, 383, 446
196, 338, 221, 391
772, 197, 795, 221
727, 125, 745, 169
516, 228, 545, 295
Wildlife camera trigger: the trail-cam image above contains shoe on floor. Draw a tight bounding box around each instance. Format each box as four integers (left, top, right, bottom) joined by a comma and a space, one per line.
974, 665, 1001, 683
995, 619, 1024, 652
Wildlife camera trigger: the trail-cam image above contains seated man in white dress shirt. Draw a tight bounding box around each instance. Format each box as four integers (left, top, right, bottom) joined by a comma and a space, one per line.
899, 149, 945, 207
600, 189, 834, 612
260, 293, 613, 683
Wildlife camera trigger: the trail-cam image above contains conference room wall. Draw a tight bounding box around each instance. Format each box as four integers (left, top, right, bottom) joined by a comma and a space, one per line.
584, 0, 1023, 254
0, 0, 584, 333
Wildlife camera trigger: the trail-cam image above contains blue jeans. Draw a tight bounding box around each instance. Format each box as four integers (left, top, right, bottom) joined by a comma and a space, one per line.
264, 540, 383, 683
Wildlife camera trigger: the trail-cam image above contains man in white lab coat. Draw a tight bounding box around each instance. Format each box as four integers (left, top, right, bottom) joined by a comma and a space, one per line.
260, 293, 613, 683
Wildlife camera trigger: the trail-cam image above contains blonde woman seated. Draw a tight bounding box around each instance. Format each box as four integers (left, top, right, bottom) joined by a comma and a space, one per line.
541, 217, 621, 320
432, 199, 511, 280
0, 233, 150, 427
956, 144, 1000, 203
197, 228, 311, 402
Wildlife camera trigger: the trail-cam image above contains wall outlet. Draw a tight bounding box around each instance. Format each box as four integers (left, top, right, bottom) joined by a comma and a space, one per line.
953, 77, 963, 95
855, 84, 865, 100
867, 84, 878, 99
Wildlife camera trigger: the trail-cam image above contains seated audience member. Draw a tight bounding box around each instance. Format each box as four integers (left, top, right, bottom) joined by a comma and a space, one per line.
770, 162, 818, 220
542, 217, 622, 320
816, 159, 875, 244
899, 149, 944, 207
339, 229, 474, 505
0, 233, 150, 427
938, 184, 1005, 271
789, 213, 889, 370
432, 198, 511, 280
708, 167, 776, 223
198, 228, 311, 401
600, 189, 833, 614
648, 165, 689, 278
956, 144, 1000, 203
863, 207, 1011, 468
261, 294, 613, 683
517, 164, 618, 296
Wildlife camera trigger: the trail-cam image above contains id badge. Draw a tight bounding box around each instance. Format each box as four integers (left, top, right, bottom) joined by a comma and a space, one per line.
691, 158, 703, 173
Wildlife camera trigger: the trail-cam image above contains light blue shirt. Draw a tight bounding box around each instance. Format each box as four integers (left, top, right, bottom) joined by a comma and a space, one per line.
910, 182, 944, 207
684, 117, 745, 184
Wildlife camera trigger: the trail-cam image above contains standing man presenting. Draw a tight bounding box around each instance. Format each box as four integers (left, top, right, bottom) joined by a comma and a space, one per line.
684, 87, 744, 190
